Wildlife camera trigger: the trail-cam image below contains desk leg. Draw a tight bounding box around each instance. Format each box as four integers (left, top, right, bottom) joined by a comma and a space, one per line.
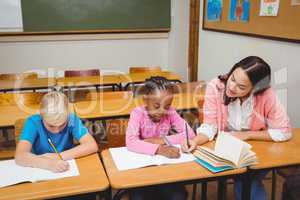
101, 188, 112, 200
241, 173, 251, 200
191, 183, 197, 200
113, 189, 128, 200
217, 179, 227, 200
201, 182, 207, 200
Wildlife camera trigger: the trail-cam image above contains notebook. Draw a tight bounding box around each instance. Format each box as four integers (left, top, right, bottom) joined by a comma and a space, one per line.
0, 159, 79, 188
193, 132, 258, 173
109, 145, 196, 171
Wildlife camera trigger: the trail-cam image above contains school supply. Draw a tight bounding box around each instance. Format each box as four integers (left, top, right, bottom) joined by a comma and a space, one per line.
185, 123, 190, 148
47, 138, 63, 160
109, 145, 195, 171
193, 132, 258, 173
0, 159, 79, 188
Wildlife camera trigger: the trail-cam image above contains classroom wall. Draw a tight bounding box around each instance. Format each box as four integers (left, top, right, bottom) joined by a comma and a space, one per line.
198, 2, 300, 127
0, 0, 189, 80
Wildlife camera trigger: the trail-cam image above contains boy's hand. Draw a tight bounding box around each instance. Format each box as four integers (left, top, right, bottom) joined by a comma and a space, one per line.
156, 145, 180, 158
181, 139, 197, 153
144, 137, 165, 145
48, 160, 69, 173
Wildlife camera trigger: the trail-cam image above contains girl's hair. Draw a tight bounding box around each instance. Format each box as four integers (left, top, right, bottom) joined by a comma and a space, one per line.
219, 56, 271, 105
40, 91, 69, 126
144, 76, 173, 95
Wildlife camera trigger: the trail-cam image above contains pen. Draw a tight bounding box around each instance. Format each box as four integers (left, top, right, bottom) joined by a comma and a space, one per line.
162, 135, 173, 146
48, 138, 63, 160
185, 123, 190, 148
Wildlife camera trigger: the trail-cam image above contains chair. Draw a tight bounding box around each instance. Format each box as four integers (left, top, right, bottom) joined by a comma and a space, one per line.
0, 72, 38, 81
129, 66, 161, 74
172, 81, 206, 94
14, 119, 26, 145
64, 69, 100, 77
0, 118, 25, 160
106, 119, 128, 149
85, 91, 133, 101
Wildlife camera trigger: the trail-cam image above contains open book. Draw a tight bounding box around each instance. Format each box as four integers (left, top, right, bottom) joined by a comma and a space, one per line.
0, 159, 79, 188
193, 132, 258, 173
109, 145, 195, 171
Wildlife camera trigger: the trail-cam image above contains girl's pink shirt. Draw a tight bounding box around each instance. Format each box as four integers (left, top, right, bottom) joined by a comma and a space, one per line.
126, 106, 195, 155
202, 78, 291, 135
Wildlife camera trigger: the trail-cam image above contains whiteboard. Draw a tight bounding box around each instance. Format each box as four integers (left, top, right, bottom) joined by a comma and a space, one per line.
0, 0, 23, 32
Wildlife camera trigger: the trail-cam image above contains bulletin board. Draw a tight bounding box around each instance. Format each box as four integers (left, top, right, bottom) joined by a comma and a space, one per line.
202, 0, 300, 43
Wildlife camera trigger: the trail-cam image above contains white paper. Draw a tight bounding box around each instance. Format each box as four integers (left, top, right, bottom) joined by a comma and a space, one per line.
214, 132, 251, 165
291, 0, 300, 6
259, 0, 280, 16
109, 146, 196, 171
0, 159, 79, 188
0, 0, 23, 32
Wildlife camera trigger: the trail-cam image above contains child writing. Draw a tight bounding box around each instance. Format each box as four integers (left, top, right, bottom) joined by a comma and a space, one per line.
15, 91, 98, 173
182, 56, 292, 200
126, 76, 195, 200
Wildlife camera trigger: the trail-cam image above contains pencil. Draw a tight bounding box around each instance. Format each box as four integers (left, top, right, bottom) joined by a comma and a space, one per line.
162, 135, 173, 146
48, 138, 63, 160
185, 123, 190, 148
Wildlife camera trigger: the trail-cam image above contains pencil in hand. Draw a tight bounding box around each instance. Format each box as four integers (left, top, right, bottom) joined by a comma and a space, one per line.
48, 138, 63, 160
185, 123, 190, 148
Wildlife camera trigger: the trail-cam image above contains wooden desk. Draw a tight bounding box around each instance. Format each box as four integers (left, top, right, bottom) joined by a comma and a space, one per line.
74, 92, 204, 120
0, 154, 109, 200
249, 128, 300, 170
0, 78, 56, 92
120, 71, 182, 89
56, 75, 122, 90
0, 104, 39, 129
101, 149, 246, 200
0, 104, 75, 129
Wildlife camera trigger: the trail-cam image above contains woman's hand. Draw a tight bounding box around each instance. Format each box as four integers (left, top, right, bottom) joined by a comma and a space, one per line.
156, 145, 180, 158
181, 139, 197, 153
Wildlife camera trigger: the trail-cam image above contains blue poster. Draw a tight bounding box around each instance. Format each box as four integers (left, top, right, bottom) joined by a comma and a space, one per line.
206, 0, 222, 21
228, 0, 250, 22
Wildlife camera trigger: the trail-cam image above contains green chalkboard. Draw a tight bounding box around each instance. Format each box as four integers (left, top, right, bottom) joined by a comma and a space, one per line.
21, 0, 170, 33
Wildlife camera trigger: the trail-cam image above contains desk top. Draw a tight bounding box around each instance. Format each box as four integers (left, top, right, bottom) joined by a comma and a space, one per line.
101, 149, 246, 189
249, 128, 300, 170
0, 78, 56, 92
119, 71, 182, 84
56, 75, 121, 88
0, 104, 75, 128
74, 92, 204, 120
0, 154, 109, 200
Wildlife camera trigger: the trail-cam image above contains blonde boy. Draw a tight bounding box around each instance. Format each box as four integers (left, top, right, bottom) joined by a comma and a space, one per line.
15, 91, 98, 172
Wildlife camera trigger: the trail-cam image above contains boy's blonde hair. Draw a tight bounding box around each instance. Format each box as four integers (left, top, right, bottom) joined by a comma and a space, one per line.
40, 91, 69, 126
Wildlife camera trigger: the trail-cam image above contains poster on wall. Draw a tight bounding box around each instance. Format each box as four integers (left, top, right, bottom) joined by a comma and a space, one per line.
206, 0, 223, 21
228, 0, 250, 22
259, 0, 280, 16
291, 0, 300, 6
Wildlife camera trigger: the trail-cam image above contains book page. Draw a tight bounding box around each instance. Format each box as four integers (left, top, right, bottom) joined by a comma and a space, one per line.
214, 132, 251, 165
109, 145, 195, 171
0, 159, 79, 188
